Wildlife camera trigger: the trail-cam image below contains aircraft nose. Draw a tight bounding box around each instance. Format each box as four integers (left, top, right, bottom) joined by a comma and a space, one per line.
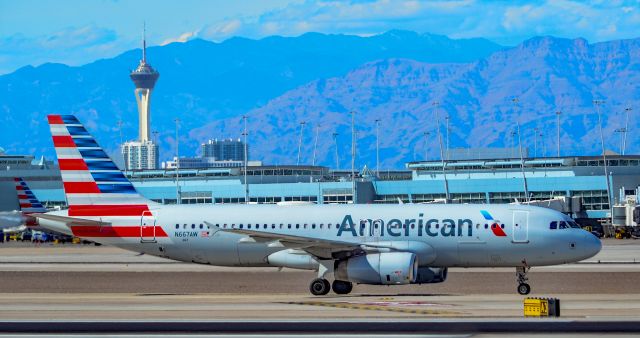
577, 231, 602, 260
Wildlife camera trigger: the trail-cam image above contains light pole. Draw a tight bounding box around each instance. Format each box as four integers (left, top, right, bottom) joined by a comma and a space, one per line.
375, 119, 381, 177
534, 128, 539, 158
510, 130, 517, 157
556, 111, 561, 157
296, 121, 306, 166
332, 132, 339, 171
615, 128, 626, 154
242, 115, 248, 204
594, 99, 613, 226
174, 118, 180, 205
623, 107, 632, 155
445, 115, 450, 160
312, 123, 320, 166
350, 111, 356, 203
513, 97, 529, 202
516, 121, 530, 202
433, 101, 450, 202
423, 131, 430, 161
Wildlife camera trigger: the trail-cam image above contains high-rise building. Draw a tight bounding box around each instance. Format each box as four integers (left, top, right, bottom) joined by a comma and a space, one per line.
201, 138, 247, 161
123, 26, 159, 170
122, 141, 158, 170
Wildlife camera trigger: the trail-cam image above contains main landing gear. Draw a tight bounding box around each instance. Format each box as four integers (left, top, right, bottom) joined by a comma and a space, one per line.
309, 278, 353, 296
309, 278, 330, 295
516, 265, 531, 295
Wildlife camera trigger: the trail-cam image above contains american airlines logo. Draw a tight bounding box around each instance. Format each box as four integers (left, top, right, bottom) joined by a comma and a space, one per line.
336, 210, 507, 238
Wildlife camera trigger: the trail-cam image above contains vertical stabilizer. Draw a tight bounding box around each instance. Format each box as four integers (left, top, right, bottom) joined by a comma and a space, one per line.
14, 177, 47, 213
47, 114, 156, 217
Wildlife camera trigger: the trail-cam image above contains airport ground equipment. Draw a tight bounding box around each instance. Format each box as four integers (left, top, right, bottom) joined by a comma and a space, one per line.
524, 297, 560, 317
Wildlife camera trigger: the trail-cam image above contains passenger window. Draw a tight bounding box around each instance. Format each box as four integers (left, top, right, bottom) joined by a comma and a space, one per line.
288, 224, 291, 229
304, 224, 307, 229
312, 224, 316, 229
484, 224, 488, 229
296, 224, 300, 229
248, 224, 251, 229
320, 224, 324, 229
501, 224, 505, 229
239, 224, 243, 229
191, 224, 195, 229
183, 224, 187, 229
175, 224, 179, 229
199, 224, 203, 229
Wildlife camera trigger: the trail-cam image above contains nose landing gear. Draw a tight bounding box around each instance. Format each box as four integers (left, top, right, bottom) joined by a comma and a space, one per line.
516, 265, 531, 295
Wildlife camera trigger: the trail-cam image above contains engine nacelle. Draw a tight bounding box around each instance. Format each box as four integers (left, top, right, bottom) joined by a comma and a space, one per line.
413, 267, 448, 284
335, 252, 418, 285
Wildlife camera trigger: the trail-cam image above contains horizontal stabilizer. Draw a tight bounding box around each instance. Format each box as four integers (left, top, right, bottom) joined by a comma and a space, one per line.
35, 213, 111, 227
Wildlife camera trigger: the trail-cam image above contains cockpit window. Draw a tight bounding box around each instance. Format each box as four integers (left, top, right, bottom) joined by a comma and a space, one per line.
568, 221, 581, 228
550, 221, 557, 229
559, 221, 569, 229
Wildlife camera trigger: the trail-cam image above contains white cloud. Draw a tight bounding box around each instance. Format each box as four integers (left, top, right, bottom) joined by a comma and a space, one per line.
3, 0, 640, 75
202, 19, 243, 41
0, 25, 125, 74
160, 31, 199, 45
194, 0, 640, 45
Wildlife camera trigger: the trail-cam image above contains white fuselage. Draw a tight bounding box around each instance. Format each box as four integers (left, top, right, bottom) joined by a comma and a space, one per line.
39, 203, 601, 269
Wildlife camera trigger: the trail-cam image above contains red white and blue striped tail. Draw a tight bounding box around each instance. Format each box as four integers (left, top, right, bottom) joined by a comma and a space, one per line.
14, 177, 47, 214
47, 114, 156, 217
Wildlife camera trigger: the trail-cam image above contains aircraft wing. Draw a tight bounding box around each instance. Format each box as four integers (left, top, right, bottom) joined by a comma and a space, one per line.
213, 223, 399, 260
35, 213, 111, 227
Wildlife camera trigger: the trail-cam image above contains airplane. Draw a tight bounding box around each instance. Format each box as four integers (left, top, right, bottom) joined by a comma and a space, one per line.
0, 178, 48, 234
36, 114, 602, 296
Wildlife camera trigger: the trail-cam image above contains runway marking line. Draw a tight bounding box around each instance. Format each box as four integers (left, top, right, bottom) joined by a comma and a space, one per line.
283, 301, 462, 316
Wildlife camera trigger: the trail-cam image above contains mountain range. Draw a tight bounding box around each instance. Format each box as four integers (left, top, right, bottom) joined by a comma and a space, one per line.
1, 30, 638, 169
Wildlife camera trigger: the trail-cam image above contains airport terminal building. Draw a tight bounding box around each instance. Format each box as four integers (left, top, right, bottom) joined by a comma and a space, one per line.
1, 151, 640, 225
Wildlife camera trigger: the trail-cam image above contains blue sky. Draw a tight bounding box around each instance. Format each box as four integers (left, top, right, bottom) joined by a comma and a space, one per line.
1, 0, 640, 74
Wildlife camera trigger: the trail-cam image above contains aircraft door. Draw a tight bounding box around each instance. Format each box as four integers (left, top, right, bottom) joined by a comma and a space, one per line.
140, 211, 156, 243
512, 210, 529, 243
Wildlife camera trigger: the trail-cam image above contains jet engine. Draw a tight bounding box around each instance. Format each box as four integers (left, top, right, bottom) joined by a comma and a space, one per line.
413, 267, 448, 284
334, 252, 418, 285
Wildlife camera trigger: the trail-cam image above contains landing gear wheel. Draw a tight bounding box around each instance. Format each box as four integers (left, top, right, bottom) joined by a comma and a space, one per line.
517, 283, 531, 295
332, 280, 353, 295
516, 264, 531, 295
309, 278, 331, 296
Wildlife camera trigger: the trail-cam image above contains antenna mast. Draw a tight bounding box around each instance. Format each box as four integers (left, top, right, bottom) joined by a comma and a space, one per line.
142, 22, 147, 63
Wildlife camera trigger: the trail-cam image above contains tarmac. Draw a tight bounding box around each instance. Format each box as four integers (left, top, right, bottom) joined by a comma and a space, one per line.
0, 239, 639, 335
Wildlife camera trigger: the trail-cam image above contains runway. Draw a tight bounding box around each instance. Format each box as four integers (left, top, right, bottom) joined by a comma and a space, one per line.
0, 240, 639, 335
